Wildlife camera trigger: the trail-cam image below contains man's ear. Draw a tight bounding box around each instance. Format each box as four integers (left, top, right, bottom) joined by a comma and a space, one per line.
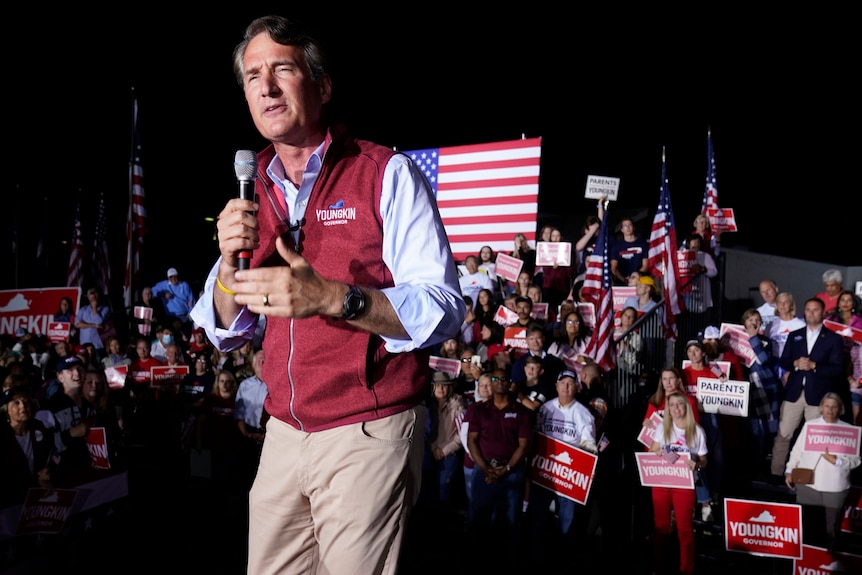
319, 74, 333, 105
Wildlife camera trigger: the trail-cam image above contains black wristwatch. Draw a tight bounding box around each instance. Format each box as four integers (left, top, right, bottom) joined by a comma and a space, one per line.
341, 285, 366, 320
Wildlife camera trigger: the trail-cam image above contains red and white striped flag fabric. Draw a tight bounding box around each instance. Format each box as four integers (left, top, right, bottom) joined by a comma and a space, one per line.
701, 129, 719, 215
404, 137, 541, 262
582, 209, 615, 372
648, 148, 685, 340
124, 98, 147, 309
66, 200, 84, 289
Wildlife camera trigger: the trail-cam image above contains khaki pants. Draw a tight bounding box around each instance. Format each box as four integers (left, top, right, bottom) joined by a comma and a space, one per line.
770, 394, 821, 475
248, 408, 424, 575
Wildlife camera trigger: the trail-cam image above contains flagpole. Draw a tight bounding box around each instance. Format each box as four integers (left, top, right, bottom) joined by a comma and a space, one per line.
124, 88, 136, 311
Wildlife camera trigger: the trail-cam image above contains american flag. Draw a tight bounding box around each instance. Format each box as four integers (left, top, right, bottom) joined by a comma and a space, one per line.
648, 148, 685, 340
582, 208, 615, 372
404, 137, 541, 261
93, 191, 111, 296
701, 128, 719, 215
66, 199, 84, 288
124, 98, 147, 309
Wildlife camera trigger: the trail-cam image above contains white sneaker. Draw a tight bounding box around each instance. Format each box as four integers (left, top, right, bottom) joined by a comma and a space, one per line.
701, 504, 714, 522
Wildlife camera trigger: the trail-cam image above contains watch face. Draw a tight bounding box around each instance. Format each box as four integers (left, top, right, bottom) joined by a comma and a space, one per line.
343, 286, 365, 319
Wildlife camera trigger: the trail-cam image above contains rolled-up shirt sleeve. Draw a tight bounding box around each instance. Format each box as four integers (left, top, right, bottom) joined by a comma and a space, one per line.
190, 262, 258, 352
379, 154, 464, 352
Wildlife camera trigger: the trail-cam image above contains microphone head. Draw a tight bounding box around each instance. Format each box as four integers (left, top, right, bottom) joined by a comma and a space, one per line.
234, 149, 258, 181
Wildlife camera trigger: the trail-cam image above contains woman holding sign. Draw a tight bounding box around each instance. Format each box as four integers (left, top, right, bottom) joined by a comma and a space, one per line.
648, 391, 708, 575
784, 392, 860, 544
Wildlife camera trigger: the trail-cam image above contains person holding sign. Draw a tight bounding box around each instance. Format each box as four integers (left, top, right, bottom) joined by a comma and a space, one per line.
526, 369, 597, 565
609, 217, 649, 286
647, 392, 708, 575
784, 392, 860, 544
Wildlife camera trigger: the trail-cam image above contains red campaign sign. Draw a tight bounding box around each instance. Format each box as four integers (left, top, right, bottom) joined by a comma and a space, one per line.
529, 432, 597, 505
0, 287, 81, 338
151, 365, 189, 390
794, 544, 862, 573
723, 497, 803, 559
494, 252, 523, 283
428, 356, 461, 378
635, 452, 694, 489
504, 326, 529, 350
824, 319, 862, 344
611, 286, 635, 313
531, 302, 549, 321
87, 427, 111, 470
719, 323, 756, 368
840, 485, 862, 535
494, 305, 518, 326
46, 321, 71, 343
803, 424, 861, 457
637, 412, 663, 448
677, 249, 697, 278
706, 207, 738, 233
104, 365, 128, 390
535, 241, 572, 267
16, 488, 79, 535
577, 302, 596, 331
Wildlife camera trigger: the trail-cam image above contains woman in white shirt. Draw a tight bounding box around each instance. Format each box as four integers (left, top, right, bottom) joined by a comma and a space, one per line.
784, 392, 861, 542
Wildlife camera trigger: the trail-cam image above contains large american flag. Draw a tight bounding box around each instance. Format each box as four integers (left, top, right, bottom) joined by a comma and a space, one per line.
648, 148, 685, 340
93, 191, 111, 296
124, 98, 147, 309
582, 208, 615, 372
404, 137, 541, 261
66, 200, 84, 289
701, 128, 719, 215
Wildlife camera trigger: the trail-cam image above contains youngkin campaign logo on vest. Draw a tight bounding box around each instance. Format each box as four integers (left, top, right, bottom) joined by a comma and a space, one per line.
316, 199, 357, 227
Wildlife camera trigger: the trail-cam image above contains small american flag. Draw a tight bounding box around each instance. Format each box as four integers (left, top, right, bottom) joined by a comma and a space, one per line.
404, 137, 541, 261
582, 209, 615, 372
124, 98, 147, 308
93, 192, 111, 296
701, 128, 719, 215
66, 200, 84, 289
648, 148, 685, 340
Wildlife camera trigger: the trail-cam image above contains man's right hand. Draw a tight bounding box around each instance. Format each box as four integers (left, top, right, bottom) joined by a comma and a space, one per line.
217, 198, 260, 269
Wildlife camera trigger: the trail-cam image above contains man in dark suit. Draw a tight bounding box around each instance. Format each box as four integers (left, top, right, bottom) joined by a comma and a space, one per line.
770, 297, 846, 477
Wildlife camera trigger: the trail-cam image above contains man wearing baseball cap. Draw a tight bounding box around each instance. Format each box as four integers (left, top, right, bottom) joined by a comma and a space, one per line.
152, 267, 196, 335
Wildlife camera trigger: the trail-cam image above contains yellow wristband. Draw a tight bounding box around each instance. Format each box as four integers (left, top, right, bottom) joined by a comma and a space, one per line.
216, 276, 236, 296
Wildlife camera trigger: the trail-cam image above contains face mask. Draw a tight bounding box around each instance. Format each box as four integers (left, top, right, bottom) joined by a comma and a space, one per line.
162, 335, 173, 345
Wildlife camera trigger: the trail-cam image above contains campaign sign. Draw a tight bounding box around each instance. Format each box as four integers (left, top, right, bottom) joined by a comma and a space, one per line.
494, 305, 518, 326
697, 377, 749, 417
638, 412, 663, 448
529, 432, 597, 505
612, 286, 636, 313
151, 365, 189, 390
0, 287, 81, 338
46, 321, 71, 343
531, 302, 549, 321
535, 242, 572, 267
16, 488, 79, 535
87, 427, 110, 470
794, 544, 862, 574
495, 252, 523, 283
635, 452, 694, 489
104, 365, 128, 390
719, 323, 756, 368
706, 207, 738, 233
504, 326, 529, 351
840, 485, 862, 535
724, 497, 802, 559
577, 302, 596, 331
429, 356, 461, 378
677, 249, 698, 278
682, 360, 731, 396
584, 174, 619, 202
824, 319, 862, 344
803, 424, 861, 457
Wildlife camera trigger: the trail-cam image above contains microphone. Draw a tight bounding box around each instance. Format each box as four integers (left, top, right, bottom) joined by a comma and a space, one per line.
234, 149, 258, 270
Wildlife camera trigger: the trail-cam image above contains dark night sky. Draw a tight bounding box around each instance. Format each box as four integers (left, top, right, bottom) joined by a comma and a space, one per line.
4, 7, 858, 302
